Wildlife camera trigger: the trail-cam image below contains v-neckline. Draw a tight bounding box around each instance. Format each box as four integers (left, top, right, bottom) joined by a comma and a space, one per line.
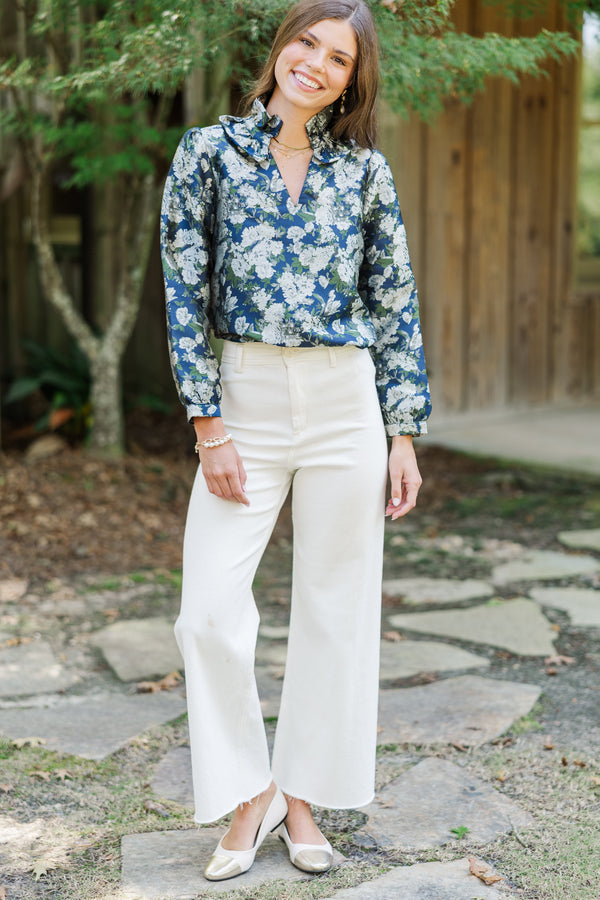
269, 151, 314, 210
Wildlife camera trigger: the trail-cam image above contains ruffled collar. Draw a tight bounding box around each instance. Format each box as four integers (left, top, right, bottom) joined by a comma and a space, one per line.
219, 99, 350, 164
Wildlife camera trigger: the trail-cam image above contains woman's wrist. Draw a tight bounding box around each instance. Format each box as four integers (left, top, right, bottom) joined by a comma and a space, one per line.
193, 415, 227, 441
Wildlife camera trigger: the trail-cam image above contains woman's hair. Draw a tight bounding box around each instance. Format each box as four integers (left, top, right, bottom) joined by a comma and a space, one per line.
243, 0, 379, 149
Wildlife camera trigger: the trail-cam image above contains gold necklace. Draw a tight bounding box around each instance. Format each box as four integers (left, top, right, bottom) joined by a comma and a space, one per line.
271, 142, 312, 160
272, 135, 311, 152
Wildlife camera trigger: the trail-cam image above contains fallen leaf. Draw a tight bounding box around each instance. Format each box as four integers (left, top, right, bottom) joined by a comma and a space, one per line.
49, 407, 75, 430
2, 637, 22, 648
451, 742, 467, 752
543, 737, 554, 750
591, 776, 600, 786
13, 736, 46, 749
561, 756, 569, 767
143, 799, 170, 818
550, 624, 561, 632
573, 759, 587, 768
468, 857, 503, 885
0, 784, 12, 793
0, 886, 7, 900
544, 654, 575, 666
377, 798, 396, 808
495, 770, 508, 782
31, 858, 58, 880
382, 630, 403, 642
28, 769, 51, 781
545, 667, 558, 676
136, 670, 182, 693
54, 769, 71, 781
102, 608, 120, 622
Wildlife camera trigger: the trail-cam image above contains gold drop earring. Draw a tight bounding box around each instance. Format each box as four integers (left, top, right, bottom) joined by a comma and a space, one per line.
340, 88, 348, 115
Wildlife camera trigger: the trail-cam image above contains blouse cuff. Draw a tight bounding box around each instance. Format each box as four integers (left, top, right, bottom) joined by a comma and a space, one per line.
385, 422, 428, 438
186, 402, 222, 423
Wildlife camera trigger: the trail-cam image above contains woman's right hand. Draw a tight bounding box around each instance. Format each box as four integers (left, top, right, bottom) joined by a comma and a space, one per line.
193, 417, 249, 506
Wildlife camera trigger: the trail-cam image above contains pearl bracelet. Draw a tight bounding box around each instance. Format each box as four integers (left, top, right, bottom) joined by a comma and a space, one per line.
194, 433, 233, 453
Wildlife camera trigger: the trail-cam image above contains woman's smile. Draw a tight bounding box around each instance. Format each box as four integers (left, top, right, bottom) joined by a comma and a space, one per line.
292, 70, 324, 91
270, 18, 356, 116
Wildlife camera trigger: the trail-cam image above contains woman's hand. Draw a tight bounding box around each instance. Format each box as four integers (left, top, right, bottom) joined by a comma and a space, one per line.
193, 417, 249, 506
385, 435, 422, 520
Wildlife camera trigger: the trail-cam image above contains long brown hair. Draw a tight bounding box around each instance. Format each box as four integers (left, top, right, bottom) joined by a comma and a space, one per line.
243, 0, 379, 149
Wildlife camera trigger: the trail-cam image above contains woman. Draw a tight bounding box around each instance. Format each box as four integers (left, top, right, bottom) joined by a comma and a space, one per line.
160, 0, 430, 882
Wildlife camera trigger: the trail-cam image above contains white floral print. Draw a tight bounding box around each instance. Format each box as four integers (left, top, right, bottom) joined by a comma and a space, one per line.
160, 100, 430, 435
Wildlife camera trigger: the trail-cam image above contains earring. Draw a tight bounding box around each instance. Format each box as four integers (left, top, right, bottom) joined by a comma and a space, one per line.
340, 89, 347, 115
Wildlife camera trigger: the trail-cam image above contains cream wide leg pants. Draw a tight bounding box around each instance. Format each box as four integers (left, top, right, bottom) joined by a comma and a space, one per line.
175, 340, 388, 824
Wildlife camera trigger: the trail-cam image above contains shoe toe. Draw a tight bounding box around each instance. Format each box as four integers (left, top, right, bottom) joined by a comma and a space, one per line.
293, 848, 333, 873
204, 853, 244, 881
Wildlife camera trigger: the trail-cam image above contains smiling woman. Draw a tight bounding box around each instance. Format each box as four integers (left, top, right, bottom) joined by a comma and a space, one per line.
244, 0, 379, 148
160, 0, 430, 885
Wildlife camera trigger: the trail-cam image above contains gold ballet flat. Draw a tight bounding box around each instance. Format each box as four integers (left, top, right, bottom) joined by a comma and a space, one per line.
204, 787, 288, 882
277, 822, 334, 873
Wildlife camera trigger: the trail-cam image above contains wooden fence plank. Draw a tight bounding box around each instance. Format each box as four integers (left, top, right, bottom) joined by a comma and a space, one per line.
509, 3, 558, 405
465, 2, 513, 409
550, 7, 584, 400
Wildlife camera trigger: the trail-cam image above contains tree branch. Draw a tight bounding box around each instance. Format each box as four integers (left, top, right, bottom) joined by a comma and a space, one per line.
30, 160, 98, 360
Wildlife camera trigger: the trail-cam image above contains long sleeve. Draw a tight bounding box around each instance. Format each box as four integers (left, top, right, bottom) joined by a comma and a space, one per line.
358, 151, 431, 436
160, 129, 221, 420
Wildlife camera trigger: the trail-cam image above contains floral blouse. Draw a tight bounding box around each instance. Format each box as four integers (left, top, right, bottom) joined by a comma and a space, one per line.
160, 100, 430, 436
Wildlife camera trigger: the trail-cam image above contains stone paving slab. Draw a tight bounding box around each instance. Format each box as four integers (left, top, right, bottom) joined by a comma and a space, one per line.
491, 549, 598, 584
0, 692, 186, 759
558, 528, 600, 553
529, 586, 600, 627
379, 640, 489, 680
121, 828, 346, 898
90, 617, 183, 682
377, 675, 540, 746
0, 641, 79, 697
259, 624, 290, 640
256, 666, 283, 718
388, 598, 556, 656
325, 858, 515, 899
152, 746, 195, 810
362, 757, 532, 850
256, 642, 288, 667
383, 577, 494, 605
0, 578, 29, 603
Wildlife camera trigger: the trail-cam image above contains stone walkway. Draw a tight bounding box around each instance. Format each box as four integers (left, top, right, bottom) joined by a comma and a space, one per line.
1, 528, 599, 898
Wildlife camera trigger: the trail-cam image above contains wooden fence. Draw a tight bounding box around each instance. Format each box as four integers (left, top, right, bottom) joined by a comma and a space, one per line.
378, 0, 598, 416
2, 0, 598, 422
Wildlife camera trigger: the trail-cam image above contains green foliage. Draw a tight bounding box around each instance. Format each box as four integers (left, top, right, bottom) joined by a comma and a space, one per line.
579, 29, 600, 258
6, 339, 92, 437
0, 0, 588, 181
375, 0, 580, 119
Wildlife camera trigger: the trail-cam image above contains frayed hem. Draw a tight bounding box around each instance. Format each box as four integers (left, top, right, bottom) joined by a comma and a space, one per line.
192, 775, 275, 825
278, 787, 375, 811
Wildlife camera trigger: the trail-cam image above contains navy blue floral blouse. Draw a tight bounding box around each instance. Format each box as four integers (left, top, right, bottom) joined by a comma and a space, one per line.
160, 100, 431, 436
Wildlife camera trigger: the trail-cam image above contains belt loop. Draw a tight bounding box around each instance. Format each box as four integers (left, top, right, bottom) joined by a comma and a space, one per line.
329, 348, 337, 367
235, 342, 244, 373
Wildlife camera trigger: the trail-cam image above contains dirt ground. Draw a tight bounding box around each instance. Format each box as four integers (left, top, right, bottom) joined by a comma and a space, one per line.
2, 408, 599, 586
2, 414, 600, 900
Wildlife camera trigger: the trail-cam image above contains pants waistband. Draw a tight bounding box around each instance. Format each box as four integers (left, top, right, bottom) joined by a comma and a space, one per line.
221, 340, 362, 371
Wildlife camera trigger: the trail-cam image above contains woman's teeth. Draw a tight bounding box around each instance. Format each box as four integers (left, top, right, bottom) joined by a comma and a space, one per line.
294, 72, 321, 89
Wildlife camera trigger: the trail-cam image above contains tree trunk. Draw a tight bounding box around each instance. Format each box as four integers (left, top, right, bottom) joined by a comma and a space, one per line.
89, 350, 123, 455
29, 160, 161, 457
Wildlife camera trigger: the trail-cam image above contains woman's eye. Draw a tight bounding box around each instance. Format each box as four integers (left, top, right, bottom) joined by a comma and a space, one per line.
300, 37, 312, 47
333, 56, 346, 66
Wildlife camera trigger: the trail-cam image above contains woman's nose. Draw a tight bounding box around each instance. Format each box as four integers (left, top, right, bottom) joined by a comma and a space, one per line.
308, 51, 326, 72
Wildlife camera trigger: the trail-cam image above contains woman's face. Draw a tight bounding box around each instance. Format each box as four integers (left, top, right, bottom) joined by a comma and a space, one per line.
272, 18, 357, 117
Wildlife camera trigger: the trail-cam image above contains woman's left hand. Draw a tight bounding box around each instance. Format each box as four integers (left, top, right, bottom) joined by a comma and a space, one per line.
385, 435, 422, 520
